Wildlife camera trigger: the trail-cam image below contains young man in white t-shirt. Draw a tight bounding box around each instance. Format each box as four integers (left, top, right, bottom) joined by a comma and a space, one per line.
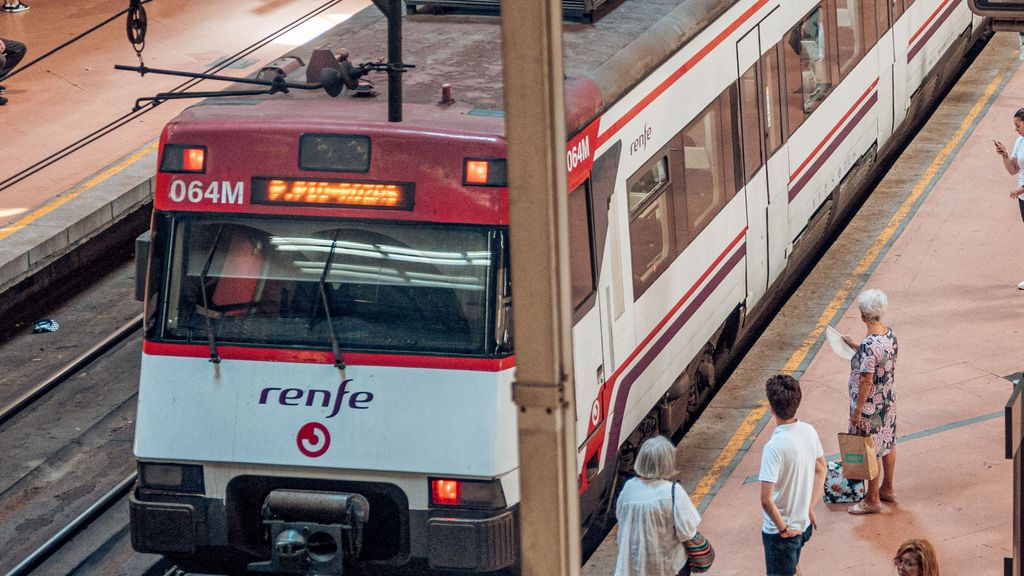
758, 374, 827, 576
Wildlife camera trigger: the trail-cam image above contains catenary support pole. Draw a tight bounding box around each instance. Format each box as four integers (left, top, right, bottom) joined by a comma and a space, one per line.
501, 2, 581, 576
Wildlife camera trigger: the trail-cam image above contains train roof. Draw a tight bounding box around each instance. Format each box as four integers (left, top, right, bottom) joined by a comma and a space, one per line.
180, 0, 735, 136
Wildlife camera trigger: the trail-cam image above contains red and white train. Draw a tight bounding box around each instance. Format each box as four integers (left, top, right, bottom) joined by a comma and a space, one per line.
129, 0, 984, 573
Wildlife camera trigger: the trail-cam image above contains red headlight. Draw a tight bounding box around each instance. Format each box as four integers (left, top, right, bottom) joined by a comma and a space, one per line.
431, 479, 461, 506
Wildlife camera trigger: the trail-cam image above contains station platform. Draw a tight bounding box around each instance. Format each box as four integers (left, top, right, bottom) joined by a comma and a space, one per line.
0, 0, 369, 295
583, 31, 1022, 576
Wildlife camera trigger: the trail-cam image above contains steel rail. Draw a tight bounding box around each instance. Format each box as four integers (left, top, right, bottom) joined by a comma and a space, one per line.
0, 313, 143, 427
3, 473, 137, 576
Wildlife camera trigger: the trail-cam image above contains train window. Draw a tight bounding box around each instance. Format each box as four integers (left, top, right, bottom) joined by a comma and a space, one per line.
876, 0, 890, 35
568, 183, 596, 309
835, 0, 865, 77
722, 86, 741, 201
784, 5, 834, 132
762, 43, 787, 155
627, 155, 669, 212
160, 217, 503, 356
893, 0, 904, 21
681, 95, 732, 236
861, 0, 879, 47
739, 62, 763, 184
299, 134, 371, 172
627, 151, 676, 297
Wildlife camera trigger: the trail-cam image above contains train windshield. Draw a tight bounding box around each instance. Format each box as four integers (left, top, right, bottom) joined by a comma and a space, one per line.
155, 214, 510, 356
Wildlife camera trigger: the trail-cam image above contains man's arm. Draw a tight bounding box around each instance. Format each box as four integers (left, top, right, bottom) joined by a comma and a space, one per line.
760, 481, 801, 539
808, 456, 827, 529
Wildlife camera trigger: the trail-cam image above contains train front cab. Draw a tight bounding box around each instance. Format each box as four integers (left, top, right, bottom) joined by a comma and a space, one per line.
130, 121, 522, 575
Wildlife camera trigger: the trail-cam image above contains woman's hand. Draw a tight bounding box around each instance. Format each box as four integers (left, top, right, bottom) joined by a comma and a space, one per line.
995, 140, 1009, 158
1012, 187, 1024, 200
850, 411, 865, 430
842, 334, 858, 349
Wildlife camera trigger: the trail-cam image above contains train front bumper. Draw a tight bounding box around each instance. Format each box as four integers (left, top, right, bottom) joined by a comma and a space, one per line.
129, 483, 518, 574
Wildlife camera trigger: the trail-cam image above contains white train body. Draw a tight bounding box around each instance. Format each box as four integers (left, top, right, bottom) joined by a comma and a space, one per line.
130, 1, 981, 573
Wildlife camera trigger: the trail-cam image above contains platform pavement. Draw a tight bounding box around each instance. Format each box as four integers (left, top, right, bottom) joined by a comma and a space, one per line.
0, 0, 370, 298
583, 32, 1023, 576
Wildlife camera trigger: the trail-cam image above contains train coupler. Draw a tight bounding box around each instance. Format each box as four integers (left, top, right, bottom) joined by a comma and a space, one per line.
248, 489, 369, 576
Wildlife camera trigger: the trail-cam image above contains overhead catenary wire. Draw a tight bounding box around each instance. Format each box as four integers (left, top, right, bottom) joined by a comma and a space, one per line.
0, 0, 349, 193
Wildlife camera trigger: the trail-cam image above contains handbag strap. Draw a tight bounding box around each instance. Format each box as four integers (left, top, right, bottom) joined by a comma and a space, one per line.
671, 480, 679, 539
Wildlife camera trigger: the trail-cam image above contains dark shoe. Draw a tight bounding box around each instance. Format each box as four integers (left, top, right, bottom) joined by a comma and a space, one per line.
0, 95, 7, 105
0, 84, 6, 93
3, 2, 30, 12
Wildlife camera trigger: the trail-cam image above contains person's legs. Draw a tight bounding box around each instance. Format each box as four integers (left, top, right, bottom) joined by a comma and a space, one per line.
863, 455, 882, 506
762, 531, 802, 576
880, 447, 896, 500
793, 525, 812, 576
0, 38, 26, 78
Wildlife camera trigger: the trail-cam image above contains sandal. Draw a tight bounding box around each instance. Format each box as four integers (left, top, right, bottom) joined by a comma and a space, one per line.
847, 501, 881, 515
880, 490, 897, 503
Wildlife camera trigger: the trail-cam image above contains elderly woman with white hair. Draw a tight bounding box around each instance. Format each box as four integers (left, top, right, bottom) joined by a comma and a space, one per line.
614, 435, 702, 576
842, 288, 899, 515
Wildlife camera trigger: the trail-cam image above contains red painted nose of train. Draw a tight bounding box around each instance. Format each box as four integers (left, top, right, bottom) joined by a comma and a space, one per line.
154, 103, 511, 225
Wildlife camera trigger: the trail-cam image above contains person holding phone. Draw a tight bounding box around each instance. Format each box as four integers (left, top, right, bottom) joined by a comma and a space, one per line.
994, 107, 1024, 289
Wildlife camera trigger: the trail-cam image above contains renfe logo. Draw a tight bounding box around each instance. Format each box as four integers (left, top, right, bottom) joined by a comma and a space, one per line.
259, 379, 374, 418
297, 422, 331, 457
629, 123, 653, 156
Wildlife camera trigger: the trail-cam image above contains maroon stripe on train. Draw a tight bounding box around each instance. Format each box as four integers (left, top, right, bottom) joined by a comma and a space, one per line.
604, 243, 746, 463
788, 91, 878, 203
907, 0, 961, 63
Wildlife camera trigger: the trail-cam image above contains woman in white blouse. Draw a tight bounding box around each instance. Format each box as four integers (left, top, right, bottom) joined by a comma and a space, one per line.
993, 107, 1024, 289
614, 436, 702, 576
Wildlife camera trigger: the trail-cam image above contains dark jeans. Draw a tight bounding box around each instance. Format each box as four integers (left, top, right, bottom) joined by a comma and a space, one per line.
762, 525, 813, 576
0, 38, 27, 79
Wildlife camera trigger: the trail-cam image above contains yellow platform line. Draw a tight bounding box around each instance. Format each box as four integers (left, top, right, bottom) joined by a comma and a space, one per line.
690, 68, 1006, 507
0, 141, 158, 242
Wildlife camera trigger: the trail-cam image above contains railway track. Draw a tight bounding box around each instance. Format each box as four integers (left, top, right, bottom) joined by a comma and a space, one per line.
0, 314, 142, 428
4, 474, 136, 576
0, 290, 145, 575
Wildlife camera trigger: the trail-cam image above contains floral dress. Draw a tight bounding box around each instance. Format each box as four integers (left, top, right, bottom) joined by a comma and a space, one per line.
848, 328, 898, 457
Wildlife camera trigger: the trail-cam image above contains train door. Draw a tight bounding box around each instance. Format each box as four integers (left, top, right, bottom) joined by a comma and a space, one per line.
876, 0, 896, 146
737, 8, 789, 308
890, 0, 910, 129
570, 143, 621, 490
570, 179, 606, 458
737, 27, 769, 309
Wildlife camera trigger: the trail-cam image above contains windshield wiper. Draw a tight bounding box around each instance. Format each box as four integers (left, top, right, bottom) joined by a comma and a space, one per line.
317, 232, 347, 372
196, 224, 224, 364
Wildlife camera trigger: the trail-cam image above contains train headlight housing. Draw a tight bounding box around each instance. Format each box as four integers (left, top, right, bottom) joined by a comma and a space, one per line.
138, 462, 205, 492
160, 144, 207, 173
429, 478, 506, 509
463, 158, 507, 187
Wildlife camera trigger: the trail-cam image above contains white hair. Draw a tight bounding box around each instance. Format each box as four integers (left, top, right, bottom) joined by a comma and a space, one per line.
858, 288, 888, 322
634, 436, 677, 480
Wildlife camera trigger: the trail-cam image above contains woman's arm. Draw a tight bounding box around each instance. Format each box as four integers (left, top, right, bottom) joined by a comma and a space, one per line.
851, 371, 872, 428
996, 140, 1020, 175
672, 483, 702, 541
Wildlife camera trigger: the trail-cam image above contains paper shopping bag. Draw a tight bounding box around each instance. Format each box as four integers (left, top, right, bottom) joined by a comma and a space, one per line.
837, 432, 879, 480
